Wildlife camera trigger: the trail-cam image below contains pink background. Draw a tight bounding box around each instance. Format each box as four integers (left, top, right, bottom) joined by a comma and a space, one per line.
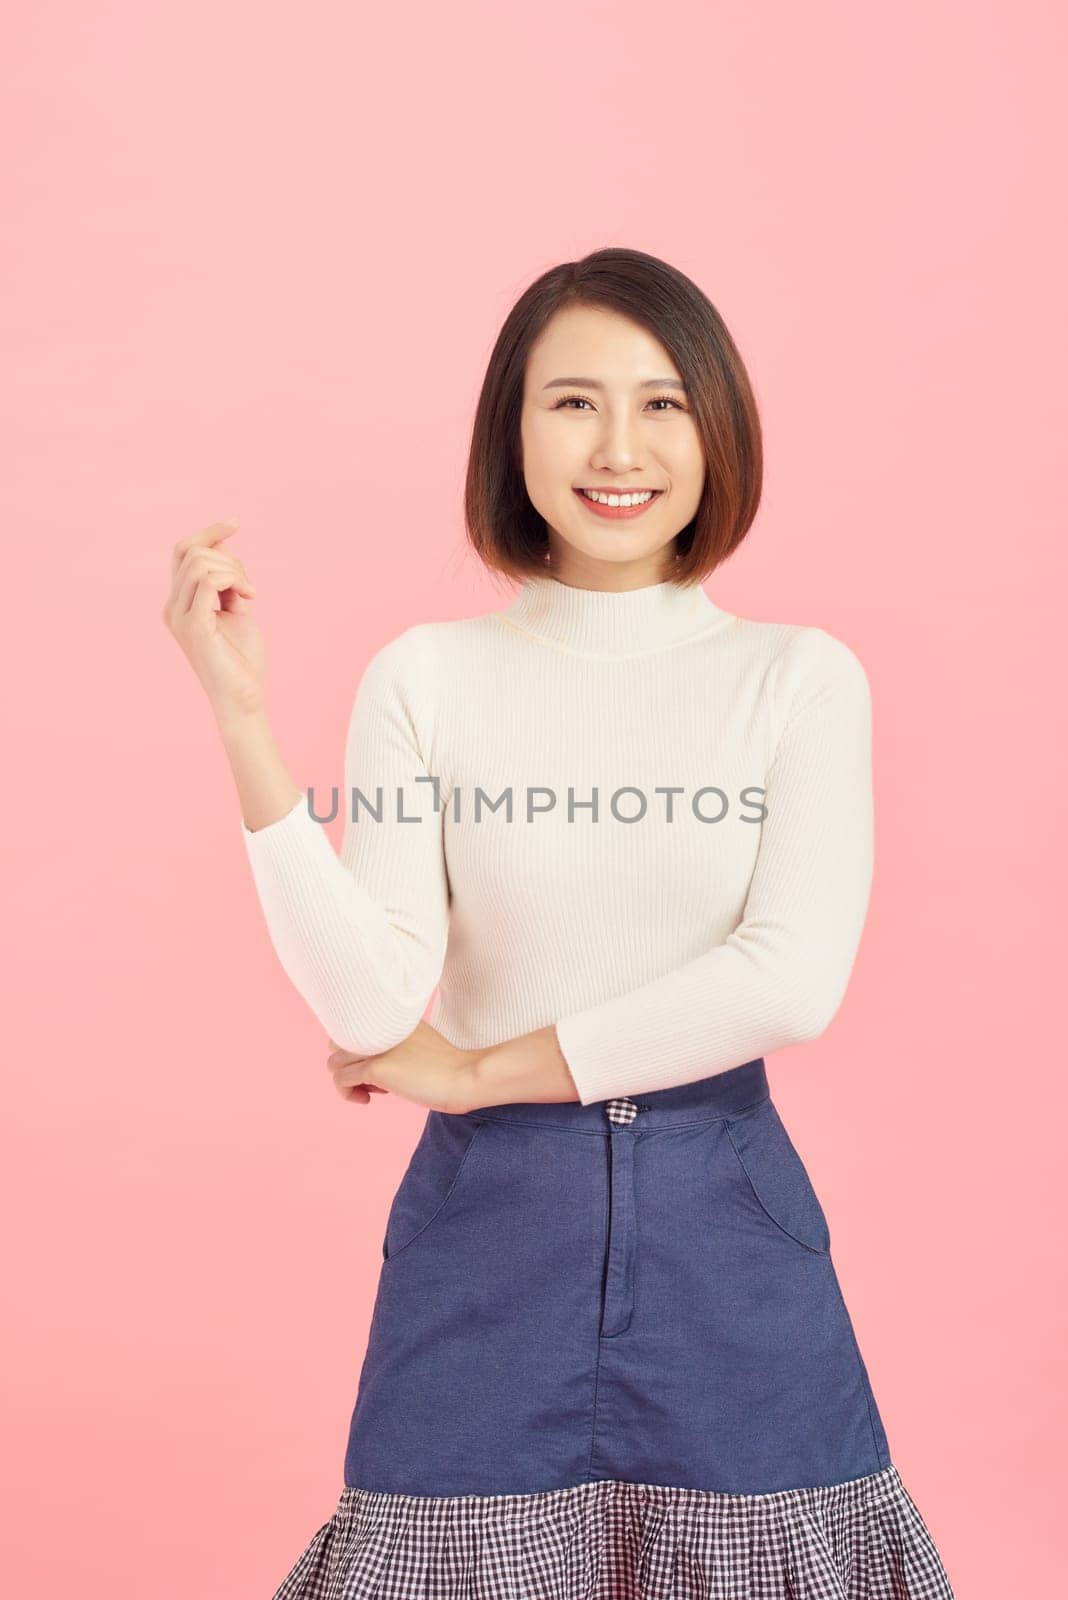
3, 2, 1064, 1594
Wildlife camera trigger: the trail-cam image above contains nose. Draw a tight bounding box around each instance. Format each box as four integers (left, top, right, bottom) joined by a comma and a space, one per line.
587, 409, 644, 474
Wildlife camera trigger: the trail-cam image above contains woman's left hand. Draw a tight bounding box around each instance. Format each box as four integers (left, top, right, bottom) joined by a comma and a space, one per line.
326, 1021, 482, 1115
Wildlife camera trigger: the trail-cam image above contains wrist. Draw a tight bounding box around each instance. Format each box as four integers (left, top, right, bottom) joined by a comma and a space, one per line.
461, 1049, 497, 1114
211, 697, 270, 738
462, 1028, 578, 1111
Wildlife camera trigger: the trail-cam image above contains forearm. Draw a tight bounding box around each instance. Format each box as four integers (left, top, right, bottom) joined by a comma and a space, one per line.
467, 1024, 581, 1110
214, 701, 303, 834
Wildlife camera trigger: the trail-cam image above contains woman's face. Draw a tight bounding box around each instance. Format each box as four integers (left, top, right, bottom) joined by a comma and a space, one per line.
519, 303, 706, 582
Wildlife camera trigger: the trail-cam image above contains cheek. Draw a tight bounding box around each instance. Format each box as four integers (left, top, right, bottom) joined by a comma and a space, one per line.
664, 437, 706, 494
663, 427, 703, 468
523, 419, 582, 485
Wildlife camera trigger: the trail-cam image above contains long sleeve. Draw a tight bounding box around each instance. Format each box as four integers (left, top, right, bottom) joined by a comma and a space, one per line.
240, 626, 450, 1055
553, 627, 874, 1105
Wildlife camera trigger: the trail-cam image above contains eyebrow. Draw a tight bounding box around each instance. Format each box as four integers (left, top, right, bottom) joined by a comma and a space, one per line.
542, 376, 688, 391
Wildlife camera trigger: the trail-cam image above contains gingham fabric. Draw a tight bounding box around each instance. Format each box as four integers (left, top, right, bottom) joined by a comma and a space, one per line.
603, 1096, 639, 1126
270, 1461, 955, 1599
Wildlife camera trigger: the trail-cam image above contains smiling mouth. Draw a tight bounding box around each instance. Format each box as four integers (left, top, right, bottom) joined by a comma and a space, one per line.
576, 487, 661, 502
574, 487, 664, 518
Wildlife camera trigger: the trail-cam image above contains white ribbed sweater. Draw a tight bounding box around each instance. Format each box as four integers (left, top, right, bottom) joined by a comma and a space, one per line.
240, 575, 873, 1106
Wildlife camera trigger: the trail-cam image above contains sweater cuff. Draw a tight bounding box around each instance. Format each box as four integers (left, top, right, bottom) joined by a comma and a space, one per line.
554, 1008, 644, 1107
240, 792, 306, 843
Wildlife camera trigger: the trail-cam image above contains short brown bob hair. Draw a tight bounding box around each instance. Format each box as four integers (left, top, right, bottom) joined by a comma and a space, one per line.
464, 246, 763, 587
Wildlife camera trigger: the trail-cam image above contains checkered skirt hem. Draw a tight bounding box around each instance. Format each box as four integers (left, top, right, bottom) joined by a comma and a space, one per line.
270, 1462, 955, 1598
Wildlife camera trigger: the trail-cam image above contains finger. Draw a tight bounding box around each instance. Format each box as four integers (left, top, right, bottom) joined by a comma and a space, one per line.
338, 1083, 377, 1105
172, 543, 254, 603
327, 1048, 368, 1068
169, 552, 248, 615
188, 568, 253, 622
178, 559, 256, 617
179, 566, 252, 619
332, 1066, 388, 1099
171, 521, 240, 582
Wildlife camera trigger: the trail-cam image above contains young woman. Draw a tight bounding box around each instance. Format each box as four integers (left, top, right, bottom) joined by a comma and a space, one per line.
165, 248, 956, 1598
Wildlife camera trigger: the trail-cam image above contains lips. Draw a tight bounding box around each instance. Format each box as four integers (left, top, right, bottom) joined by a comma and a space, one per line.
573, 487, 664, 521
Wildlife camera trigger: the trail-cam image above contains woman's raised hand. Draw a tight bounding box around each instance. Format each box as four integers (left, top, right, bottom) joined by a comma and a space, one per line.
163, 521, 265, 720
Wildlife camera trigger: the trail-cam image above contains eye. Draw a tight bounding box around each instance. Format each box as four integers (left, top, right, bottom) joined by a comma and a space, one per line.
552, 393, 689, 412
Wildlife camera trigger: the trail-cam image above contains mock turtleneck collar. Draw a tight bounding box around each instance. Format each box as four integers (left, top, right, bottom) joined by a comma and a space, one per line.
497, 572, 733, 658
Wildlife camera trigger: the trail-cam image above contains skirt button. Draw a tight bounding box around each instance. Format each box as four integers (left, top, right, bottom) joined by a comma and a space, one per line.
604, 1097, 638, 1126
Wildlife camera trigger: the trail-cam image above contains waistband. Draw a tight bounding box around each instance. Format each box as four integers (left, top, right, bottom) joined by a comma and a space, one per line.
462, 1057, 769, 1133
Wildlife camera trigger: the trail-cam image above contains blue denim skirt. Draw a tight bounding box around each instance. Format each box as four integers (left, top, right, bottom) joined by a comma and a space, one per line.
273, 1058, 956, 1597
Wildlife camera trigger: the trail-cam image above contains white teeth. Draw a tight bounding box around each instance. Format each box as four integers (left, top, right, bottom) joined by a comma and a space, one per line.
580, 489, 656, 508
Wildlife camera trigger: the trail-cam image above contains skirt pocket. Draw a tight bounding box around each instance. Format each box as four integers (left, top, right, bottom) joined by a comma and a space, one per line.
381, 1113, 485, 1264
724, 1096, 832, 1255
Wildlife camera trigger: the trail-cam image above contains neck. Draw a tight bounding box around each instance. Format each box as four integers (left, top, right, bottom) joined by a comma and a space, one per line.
498, 570, 733, 658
